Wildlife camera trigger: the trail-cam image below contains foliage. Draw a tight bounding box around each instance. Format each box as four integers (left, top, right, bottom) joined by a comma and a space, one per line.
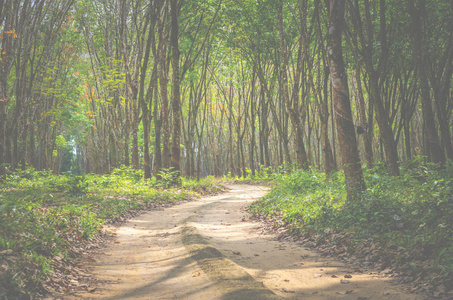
157, 168, 181, 189
0, 166, 223, 298
249, 162, 453, 289
219, 163, 298, 186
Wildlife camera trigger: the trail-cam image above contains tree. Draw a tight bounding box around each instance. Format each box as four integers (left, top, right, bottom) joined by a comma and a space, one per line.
326, 0, 366, 200
170, 0, 181, 177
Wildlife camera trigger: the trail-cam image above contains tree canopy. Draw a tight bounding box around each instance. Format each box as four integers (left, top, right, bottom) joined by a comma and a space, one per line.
1, 0, 452, 198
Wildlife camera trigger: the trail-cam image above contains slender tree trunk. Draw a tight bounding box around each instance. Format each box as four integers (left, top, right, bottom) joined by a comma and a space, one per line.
160, 33, 171, 168
0, 100, 6, 181
153, 68, 162, 179
153, 117, 163, 178
354, 63, 373, 169
139, 7, 157, 179
249, 67, 256, 176
131, 85, 140, 169
170, 0, 181, 178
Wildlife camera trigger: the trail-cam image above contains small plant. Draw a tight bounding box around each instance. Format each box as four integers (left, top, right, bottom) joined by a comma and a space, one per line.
67, 175, 88, 197
157, 168, 181, 188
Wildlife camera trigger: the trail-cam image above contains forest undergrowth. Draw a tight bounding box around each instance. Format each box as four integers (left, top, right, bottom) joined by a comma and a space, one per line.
0, 166, 223, 299
1, 162, 453, 298
248, 159, 453, 298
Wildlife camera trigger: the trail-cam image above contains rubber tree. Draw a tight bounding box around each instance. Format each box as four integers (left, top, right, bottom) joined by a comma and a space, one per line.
326, 0, 366, 201
170, 0, 181, 178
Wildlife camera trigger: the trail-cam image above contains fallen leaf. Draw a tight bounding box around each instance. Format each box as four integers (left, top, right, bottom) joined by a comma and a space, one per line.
192, 272, 201, 277
114, 241, 121, 244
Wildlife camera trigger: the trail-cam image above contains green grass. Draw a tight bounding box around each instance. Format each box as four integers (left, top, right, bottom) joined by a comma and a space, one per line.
0, 166, 224, 298
219, 164, 288, 186
2, 161, 452, 297
249, 161, 453, 291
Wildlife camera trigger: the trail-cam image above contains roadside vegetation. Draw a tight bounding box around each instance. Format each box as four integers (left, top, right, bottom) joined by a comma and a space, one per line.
1, 160, 453, 298
249, 160, 453, 298
0, 167, 223, 298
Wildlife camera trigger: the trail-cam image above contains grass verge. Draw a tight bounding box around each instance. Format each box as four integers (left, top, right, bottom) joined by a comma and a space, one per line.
248, 161, 453, 298
0, 166, 224, 298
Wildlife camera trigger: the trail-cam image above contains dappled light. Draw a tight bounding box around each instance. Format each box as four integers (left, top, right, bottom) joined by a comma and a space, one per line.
1, 0, 452, 298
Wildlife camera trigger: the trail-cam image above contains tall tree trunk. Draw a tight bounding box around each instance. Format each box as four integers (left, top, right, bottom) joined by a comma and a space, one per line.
131, 114, 139, 169
327, 0, 366, 201
170, 0, 181, 178
228, 81, 235, 176
159, 24, 171, 169
0, 100, 6, 181
354, 63, 373, 169
249, 67, 257, 176
139, 4, 157, 179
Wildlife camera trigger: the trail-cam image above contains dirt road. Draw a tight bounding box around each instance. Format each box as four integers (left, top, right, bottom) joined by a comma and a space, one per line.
70, 185, 420, 299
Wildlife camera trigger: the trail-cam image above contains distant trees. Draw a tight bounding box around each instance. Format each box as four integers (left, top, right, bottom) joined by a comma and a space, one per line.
408, 0, 450, 165
1, 0, 451, 183
0, 0, 76, 180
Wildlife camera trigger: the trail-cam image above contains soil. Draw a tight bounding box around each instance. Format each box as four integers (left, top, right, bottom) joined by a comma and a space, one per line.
63, 184, 423, 299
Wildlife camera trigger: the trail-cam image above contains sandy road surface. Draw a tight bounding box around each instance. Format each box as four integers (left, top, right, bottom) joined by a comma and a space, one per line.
69, 185, 420, 300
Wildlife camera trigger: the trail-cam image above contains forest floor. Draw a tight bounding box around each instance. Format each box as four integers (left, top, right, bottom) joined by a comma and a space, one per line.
59, 185, 422, 299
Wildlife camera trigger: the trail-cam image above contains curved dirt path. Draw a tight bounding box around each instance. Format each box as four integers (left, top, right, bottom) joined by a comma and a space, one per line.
69, 185, 420, 299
